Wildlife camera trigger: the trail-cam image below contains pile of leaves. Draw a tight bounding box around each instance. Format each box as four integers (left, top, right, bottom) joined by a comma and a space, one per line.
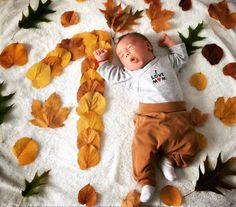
76, 30, 111, 170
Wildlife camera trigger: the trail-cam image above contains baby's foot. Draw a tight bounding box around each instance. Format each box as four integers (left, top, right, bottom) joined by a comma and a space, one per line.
140, 185, 155, 203
160, 158, 177, 181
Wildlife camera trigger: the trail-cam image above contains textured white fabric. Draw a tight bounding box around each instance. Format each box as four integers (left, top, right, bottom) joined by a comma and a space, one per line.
0, 0, 236, 206
140, 185, 155, 203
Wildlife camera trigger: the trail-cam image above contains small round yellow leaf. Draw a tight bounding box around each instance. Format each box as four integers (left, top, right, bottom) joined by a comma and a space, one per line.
12, 137, 39, 166
25, 62, 51, 89
189, 72, 207, 91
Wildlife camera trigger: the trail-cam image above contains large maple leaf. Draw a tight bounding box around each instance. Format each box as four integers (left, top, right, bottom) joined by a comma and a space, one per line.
195, 153, 236, 195
30, 92, 71, 128
100, 0, 143, 32
145, 0, 174, 32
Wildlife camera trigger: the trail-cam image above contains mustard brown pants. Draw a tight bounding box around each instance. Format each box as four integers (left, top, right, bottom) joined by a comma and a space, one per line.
132, 102, 200, 187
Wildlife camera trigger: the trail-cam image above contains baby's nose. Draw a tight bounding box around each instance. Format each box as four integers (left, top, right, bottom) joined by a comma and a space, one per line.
125, 52, 130, 57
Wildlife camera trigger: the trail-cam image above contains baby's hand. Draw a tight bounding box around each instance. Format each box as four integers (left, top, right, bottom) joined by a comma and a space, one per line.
159, 33, 176, 47
93, 48, 108, 61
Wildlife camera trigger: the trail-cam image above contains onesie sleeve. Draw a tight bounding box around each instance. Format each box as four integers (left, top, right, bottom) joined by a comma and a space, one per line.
97, 61, 132, 86
160, 43, 188, 73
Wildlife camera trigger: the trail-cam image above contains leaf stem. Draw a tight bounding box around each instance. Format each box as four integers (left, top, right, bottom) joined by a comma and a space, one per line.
183, 190, 194, 198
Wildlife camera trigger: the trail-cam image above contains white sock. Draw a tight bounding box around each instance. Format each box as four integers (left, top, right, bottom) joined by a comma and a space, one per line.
160, 158, 177, 181
140, 185, 155, 203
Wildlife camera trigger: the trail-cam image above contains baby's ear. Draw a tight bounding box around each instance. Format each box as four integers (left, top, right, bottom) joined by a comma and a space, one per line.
146, 42, 153, 52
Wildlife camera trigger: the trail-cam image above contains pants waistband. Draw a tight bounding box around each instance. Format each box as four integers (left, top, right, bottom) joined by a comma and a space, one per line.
138, 101, 186, 114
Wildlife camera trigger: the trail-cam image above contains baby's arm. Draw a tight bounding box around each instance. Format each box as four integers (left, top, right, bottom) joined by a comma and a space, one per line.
159, 33, 188, 73
93, 49, 132, 84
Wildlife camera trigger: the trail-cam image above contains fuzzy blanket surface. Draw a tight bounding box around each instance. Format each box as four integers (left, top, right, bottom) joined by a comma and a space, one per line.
0, 0, 236, 206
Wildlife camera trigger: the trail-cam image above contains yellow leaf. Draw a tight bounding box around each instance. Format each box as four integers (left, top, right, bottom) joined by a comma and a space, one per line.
25, 62, 51, 89
77, 128, 100, 150
30, 92, 71, 128
78, 184, 97, 206
214, 96, 236, 126
80, 69, 104, 85
73, 32, 98, 57
160, 185, 182, 206
77, 79, 104, 102
77, 144, 100, 170
77, 111, 104, 133
93, 30, 111, 42
46, 48, 71, 68
196, 132, 207, 150
76, 92, 106, 115
189, 72, 207, 91
121, 190, 140, 207
12, 137, 39, 166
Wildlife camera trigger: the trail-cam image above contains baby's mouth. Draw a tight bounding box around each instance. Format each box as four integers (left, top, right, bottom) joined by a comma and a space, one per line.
130, 57, 137, 62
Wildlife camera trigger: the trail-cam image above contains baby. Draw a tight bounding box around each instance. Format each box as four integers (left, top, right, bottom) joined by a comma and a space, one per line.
93, 32, 200, 203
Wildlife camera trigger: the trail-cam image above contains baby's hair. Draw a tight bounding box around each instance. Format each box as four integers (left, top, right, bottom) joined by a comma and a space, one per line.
116, 32, 153, 52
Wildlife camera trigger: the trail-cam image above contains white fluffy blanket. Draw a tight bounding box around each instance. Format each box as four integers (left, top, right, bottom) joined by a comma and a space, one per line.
0, 0, 236, 206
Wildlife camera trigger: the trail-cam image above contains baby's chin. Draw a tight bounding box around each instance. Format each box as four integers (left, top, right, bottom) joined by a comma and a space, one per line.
125, 61, 145, 71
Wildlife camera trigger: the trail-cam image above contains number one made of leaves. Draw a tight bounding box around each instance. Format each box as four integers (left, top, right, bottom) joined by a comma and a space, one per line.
18, 0, 56, 29
0, 82, 15, 125
178, 21, 206, 56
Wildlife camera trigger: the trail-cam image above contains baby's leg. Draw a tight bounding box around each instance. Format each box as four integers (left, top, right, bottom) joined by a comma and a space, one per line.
132, 115, 157, 202
161, 111, 200, 168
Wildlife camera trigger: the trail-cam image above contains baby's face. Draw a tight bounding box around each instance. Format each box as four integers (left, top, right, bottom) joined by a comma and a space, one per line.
116, 35, 154, 71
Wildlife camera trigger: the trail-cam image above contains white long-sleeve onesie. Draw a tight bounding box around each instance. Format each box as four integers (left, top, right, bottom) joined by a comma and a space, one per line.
97, 43, 188, 104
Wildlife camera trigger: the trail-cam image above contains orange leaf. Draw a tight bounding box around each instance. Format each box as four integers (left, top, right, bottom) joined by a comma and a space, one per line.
61, 11, 79, 27
12, 137, 39, 166
214, 97, 236, 126
77, 80, 104, 102
77, 128, 100, 150
223, 62, 236, 80
160, 185, 182, 206
196, 132, 207, 150
146, 0, 174, 32
208, 0, 236, 29
76, 92, 106, 115
100, 0, 143, 32
41, 56, 63, 77
189, 72, 207, 91
0, 43, 28, 69
81, 57, 98, 74
78, 184, 97, 206
57, 38, 85, 61
77, 111, 104, 133
77, 144, 100, 170
190, 107, 208, 127
121, 190, 140, 207
30, 92, 71, 128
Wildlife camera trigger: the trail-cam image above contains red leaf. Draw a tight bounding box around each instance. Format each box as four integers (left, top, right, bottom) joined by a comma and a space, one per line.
223, 62, 236, 80
201, 44, 223, 65
179, 0, 192, 11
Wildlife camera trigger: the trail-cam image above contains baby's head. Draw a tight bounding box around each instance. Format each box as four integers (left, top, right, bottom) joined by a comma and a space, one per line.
116, 32, 155, 71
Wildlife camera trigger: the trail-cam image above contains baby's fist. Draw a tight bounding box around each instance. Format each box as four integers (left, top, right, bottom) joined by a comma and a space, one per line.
159, 33, 176, 47
93, 48, 108, 61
